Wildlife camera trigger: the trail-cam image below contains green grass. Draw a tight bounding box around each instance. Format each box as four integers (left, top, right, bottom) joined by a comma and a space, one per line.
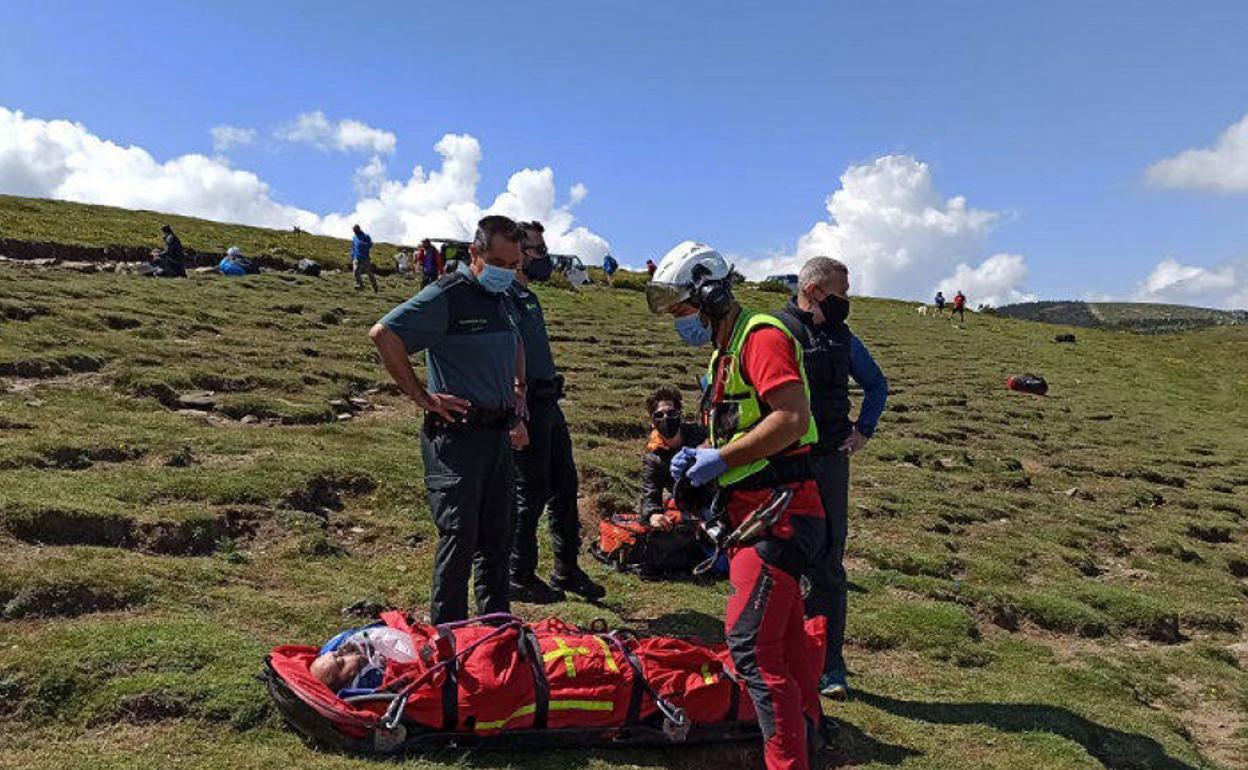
0, 194, 405, 271
1, 198, 1247, 768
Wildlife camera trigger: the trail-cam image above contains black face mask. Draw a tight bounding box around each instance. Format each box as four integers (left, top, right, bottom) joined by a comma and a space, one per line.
523, 256, 553, 282
819, 294, 850, 325
654, 415, 682, 439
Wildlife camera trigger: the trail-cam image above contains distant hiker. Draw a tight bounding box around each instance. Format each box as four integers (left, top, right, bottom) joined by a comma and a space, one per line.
934, 290, 946, 316
952, 290, 967, 322
418, 239, 444, 287
369, 215, 528, 625
352, 224, 378, 293
395, 250, 410, 276
149, 224, 187, 277
646, 258, 657, 278
506, 220, 606, 604
602, 253, 619, 287
775, 256, 888, 702
639, 385, 707, 530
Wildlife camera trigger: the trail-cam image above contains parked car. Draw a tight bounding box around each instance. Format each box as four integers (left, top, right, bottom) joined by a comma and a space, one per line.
762, 273, 799, 293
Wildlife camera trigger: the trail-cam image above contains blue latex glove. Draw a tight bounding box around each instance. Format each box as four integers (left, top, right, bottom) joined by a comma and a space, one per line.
669, 447, 697, 482
672, 447, 728, 487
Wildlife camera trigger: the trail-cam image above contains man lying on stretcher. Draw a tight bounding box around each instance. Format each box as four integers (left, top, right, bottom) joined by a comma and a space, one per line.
310, 624, 417, 694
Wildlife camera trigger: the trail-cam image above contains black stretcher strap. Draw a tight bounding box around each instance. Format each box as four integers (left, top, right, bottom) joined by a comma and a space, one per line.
519, 627, 550, 729
436, 627, 459, 730
719, 664, 742, 722
615, 642, 649, 725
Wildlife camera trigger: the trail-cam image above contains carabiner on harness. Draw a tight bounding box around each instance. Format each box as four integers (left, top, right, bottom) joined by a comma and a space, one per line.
693, 485, 795, 575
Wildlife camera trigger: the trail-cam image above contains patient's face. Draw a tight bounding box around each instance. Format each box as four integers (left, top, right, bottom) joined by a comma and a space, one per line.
310, 646, 368, 690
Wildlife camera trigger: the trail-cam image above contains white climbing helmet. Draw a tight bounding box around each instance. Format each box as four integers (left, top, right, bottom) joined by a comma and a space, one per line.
645, 241, 731, 314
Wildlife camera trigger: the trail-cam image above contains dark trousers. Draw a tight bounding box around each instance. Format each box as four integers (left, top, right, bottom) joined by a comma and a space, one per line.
354, 259, 378, 291
803, 451, 850, 675
726, 514, 826, 770
421, 423, 515, 625
510, 399, 582, 579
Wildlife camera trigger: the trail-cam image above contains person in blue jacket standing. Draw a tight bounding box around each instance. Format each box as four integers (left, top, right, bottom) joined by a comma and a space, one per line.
602, 253, 619, 287
774, 256, 888, 701
352, 224, 379, 293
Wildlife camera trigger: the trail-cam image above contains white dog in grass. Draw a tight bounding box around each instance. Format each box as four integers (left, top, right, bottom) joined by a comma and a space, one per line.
916, 305, 929, 317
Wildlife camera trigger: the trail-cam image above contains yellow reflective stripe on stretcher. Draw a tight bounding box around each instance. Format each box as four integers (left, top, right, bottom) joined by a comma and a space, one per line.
474, 700, 615, 731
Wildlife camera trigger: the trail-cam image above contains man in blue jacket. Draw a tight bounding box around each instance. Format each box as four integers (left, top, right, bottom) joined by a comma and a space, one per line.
602, 253, 619, 287
775, 256, 887, 701
352, 224, 379, 293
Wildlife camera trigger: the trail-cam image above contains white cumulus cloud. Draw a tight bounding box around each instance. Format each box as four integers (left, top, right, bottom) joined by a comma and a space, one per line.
739, 154, 1030, 304
0, 107, 320, 229
935, 253, 1036, 308
274, 110, 397, 155
210, 125, 256, 153
1145, 113, 1248, 193
1133, 257, 1247, 309
0, 106, 608, 260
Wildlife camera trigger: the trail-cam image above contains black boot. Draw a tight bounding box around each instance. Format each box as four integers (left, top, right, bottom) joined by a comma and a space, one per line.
551, 566, 606, 601
509, 574, 566, 604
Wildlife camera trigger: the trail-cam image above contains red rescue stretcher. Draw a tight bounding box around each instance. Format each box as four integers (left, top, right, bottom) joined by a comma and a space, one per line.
265, 611, 825, 755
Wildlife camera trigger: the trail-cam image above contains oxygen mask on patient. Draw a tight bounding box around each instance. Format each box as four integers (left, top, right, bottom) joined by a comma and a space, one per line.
311, 626, 420, 692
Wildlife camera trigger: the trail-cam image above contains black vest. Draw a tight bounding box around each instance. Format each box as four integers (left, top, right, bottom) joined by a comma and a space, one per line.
775, 300, 852, 454
435, 271, 513, 336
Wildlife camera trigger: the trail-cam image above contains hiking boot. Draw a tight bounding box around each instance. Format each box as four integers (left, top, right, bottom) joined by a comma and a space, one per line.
819, 671, 849, 700
551, 567, 606, 601
509, 574, 565, 604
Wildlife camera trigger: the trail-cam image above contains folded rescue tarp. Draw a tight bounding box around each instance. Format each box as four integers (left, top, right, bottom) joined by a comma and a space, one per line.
266, 612, 824, 755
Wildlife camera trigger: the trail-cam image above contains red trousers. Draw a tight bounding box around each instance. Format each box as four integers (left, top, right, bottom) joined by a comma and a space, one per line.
726, 544, 822, 770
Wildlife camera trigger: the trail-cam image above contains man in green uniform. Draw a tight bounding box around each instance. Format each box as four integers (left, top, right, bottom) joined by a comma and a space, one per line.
369, 215, 528, 625
506, 221, 606, 603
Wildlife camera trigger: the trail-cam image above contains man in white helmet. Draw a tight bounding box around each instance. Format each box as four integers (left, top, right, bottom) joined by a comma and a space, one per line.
647, 242, 827, 770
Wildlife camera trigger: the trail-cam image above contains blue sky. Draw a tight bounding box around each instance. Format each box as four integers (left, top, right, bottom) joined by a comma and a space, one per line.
2, 0, 1247, 307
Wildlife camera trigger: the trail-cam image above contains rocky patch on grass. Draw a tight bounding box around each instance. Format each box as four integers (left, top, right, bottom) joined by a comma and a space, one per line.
98, 313, 143, 330
1185, 523, 1233, 544
35, 444, 146, 470
0, 506, 249, 556
1, 575, 151, 619
0, 302, 51, 321
282, 471, 377, 515
0, 353, 103, 378
113, 692, 191, 724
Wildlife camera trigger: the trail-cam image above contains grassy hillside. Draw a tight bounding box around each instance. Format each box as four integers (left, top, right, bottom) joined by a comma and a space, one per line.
0, 194, 407, 271
995, 301, 1248, 334
0, 257, 1246, 768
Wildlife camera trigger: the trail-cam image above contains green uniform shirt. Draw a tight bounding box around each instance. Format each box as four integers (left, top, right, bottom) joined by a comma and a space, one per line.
505, 281, 558, 383
379, 272, 518, 409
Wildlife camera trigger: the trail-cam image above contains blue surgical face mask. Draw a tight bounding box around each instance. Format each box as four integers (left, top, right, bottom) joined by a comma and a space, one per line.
674, 313, 712, 346
478, 263, 515, 294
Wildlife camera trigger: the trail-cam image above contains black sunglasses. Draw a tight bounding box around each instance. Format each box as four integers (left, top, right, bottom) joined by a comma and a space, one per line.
652, 409, 681, 421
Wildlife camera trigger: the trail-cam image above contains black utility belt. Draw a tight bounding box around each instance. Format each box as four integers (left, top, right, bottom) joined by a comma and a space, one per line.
725, 453, 815, 492
527, 374, 565, 403
425, 407, 515, 433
